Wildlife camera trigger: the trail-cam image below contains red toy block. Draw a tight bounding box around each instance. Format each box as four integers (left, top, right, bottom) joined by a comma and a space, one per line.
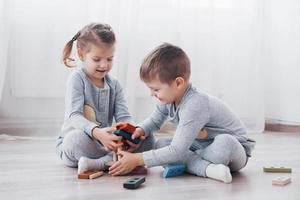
116, 123, 136, 134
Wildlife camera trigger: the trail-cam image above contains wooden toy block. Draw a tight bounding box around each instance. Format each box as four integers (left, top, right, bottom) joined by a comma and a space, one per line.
263, 167, 292, 173
117, 140, 124, 161
113, 151, 117, 162
114, 130, 140, 144
116, 123, 136, 134
78, 170, 104, 179
89, 171, 104, 179
125, 166, 148, 175
117, 150, 122, 161
123, 177, 145, 189
163, 163, 186, 178
272, 176, 291, 186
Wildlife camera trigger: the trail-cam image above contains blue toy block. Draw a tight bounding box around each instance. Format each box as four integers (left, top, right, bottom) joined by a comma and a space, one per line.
114, 130, 140, 144
163, 163, 186, 178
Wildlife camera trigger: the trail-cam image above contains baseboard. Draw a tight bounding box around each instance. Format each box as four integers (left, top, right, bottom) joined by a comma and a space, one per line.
0, 118, 62, 137
265, 119, 300, 133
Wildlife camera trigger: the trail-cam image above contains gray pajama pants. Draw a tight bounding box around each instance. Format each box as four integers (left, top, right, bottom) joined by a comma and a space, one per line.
156, 134, 248, 177
56, 130, 156, 167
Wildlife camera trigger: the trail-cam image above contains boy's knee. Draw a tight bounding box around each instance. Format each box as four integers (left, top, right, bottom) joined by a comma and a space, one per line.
203, 134, 243, 166
136, 134, 156, 152
214, 134, 239, 148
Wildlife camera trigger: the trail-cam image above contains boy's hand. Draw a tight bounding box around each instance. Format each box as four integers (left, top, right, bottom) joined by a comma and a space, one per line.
124, 127, 146, 152
109, 151, 144, 176
124, 140, 141, 153
132, 127, 146, 140
92, 127, 122, 151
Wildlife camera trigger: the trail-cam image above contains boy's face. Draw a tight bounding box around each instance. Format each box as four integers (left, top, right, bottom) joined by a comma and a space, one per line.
78, 44, 115, 80
145, 77, 180, 105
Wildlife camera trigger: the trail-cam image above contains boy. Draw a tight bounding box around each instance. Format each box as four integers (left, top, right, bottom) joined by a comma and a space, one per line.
109, 43, 255, 183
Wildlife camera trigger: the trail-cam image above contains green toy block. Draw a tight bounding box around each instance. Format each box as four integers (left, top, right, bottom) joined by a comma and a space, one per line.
263, 167, 292, 173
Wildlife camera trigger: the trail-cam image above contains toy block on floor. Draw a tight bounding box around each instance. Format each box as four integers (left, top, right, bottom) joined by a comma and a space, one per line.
114, 130, 140, 144
116, 123, 136, 134
163, 163, 186, 178
123, 177, 145, 189
125, 166, 148, 175
78, 171, 104, 179
263, 167, 292, 173
272, 176, 291, 186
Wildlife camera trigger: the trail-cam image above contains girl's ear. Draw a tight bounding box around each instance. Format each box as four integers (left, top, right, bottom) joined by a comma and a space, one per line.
77, 48, 84, 61
175, 77, 185, 89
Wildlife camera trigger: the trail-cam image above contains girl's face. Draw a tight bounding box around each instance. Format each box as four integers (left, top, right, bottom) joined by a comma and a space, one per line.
79, 44, 115, 81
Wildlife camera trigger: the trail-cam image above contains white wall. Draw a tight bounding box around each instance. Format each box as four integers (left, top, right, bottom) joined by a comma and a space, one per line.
262, 0, 300, 124
1, 0, 300, 137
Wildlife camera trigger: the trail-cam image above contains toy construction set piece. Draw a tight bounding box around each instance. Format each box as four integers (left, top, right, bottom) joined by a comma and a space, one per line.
163, 163, 186, 178
116, 123, 136, 133
123, 177, 146, 189
263, 167, 292, 173
114, 123, 140, 144
125, 166, 148, 176
114, 130, 140, 144
78, 171, 104, 179
272, 176, 291, 186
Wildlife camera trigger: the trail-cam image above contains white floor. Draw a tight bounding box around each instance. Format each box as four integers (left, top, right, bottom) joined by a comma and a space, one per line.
0, 131, 299, 200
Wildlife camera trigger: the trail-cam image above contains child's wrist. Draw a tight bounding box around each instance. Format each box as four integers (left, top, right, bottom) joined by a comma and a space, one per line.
91, 126, 99, 138
92, 127, 104, 141
136, 153, 145, 166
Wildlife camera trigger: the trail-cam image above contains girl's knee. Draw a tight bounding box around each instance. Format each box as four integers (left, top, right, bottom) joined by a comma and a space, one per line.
61, 151, 78, 168
61, 131, 94, 162
62, 132, 82, 152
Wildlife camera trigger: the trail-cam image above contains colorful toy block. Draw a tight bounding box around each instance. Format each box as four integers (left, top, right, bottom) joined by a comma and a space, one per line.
263, 167, 292, 173
272, 176, 291, 186
126, 166, 148, 175
123, 177, 145, 189
163, 163, 186, 178
114, 130, 140, 144
78, 171, 104, 179
116, 123, 136, 134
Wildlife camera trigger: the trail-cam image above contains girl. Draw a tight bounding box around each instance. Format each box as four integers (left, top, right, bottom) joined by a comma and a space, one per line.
56, 23, 154, 174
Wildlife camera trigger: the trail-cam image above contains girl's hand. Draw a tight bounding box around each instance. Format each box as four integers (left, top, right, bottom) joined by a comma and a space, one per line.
92, 127, 122, 151
108, 151, 144, 176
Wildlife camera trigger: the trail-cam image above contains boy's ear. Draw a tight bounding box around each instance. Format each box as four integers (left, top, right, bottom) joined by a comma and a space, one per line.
175, 77, 185, 89
77, 48, 84, 61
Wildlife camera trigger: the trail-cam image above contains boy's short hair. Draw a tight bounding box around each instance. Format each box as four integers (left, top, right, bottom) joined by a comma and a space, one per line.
140, 43, 190, 84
